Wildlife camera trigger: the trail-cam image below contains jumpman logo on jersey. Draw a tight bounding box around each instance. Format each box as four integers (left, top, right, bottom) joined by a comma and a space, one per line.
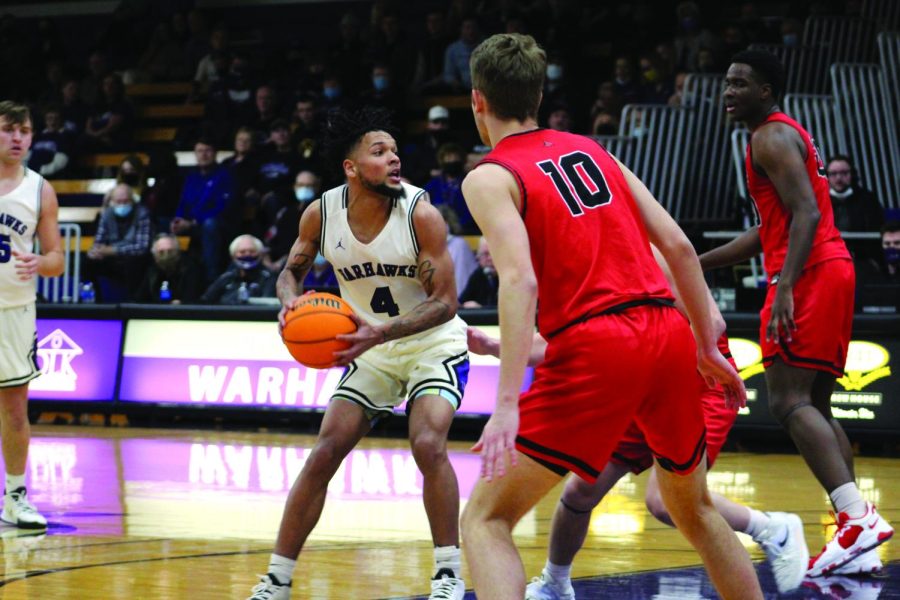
335, 238, 346, 250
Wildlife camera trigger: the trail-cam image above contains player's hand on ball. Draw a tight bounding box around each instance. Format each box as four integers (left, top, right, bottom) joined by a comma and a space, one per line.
471, 404, 519, 481
333, 314, 382, 365
277, 290, 317, 330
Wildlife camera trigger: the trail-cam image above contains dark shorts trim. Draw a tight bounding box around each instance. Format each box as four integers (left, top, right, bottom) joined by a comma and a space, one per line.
653, 429, 707, 475
516, 435, 600, 479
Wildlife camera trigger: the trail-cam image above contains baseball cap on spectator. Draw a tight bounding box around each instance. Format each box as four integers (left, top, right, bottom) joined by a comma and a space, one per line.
270, 118, 290, 132
428, 105, 449, 122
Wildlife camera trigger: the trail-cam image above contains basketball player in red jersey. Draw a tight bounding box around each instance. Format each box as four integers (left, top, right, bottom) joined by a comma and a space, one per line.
470, 245, 809, 597
700, 49, 892, 577
458, 33, 762, 600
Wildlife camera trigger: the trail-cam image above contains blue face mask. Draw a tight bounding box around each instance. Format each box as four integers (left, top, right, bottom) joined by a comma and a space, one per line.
314, 253, 327, 267
294, 186, 315, 202
235, 256, 260, 271
112, 204, 133, 218
372, 75, 389, 92
323, 86, 341, 100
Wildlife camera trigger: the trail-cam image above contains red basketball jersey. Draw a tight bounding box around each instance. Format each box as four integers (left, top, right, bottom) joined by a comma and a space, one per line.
478, 129, 673, 338
745, 112, 850, 275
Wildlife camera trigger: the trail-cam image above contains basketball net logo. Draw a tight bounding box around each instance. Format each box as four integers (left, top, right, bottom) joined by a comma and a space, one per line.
30, 328, 83, 392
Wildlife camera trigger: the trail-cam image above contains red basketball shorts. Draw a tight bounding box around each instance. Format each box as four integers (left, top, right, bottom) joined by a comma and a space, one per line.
760, 258, 854, 377
516, 305, 707, 483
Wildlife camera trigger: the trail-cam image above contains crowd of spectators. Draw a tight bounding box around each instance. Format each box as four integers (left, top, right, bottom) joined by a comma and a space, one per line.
4, 0, 894, 307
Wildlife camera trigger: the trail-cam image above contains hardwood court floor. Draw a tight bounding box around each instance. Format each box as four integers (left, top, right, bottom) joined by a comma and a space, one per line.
0, 425, 896, 599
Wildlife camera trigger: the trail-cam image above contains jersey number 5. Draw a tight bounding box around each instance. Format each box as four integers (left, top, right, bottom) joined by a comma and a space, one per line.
0, 234, 10, 263
537, 151, 613, 217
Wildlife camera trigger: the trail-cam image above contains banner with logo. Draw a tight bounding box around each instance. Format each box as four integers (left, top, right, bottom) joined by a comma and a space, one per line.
118, 320, 530, 415
728, 337, 898, 431
28, 319, 123, 401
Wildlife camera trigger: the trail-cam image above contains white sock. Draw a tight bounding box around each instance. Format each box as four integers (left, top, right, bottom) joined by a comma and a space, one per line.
544, 560, 572, 582
5, 473, 25, 494
434, 545, 461, 579
743, 508, 772, 540
830, 482, 867, 518
267, 553, 296, 585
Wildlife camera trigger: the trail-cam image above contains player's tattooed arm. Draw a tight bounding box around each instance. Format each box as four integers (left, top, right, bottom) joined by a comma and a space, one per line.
379, 203, 458, 342
277, 200, 322, 309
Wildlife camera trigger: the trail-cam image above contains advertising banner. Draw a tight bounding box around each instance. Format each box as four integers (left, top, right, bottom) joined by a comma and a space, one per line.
28, 319, 122, 401
118, 320, 530, 415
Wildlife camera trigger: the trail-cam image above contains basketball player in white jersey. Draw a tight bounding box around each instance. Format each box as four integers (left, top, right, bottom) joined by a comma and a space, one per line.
247, 107, 468, 600
0, 101, 64, 529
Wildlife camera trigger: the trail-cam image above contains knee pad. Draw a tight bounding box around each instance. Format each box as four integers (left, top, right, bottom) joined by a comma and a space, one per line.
772, 400, 813, 426
559, 497, 593, 515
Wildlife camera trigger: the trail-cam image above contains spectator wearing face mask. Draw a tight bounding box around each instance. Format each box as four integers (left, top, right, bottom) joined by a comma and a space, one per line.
303, 253, 339, 290
360, 63, 404, 118
134, 233, 206, 304
459, 237, 498, 308
424, 142, 476, 233
854, 221, 900, 313
262, 170, 321, 272
84, 183, 152, 301
116, 154, 147, 198
826, 154, 885, 261
201, 234, 277, 305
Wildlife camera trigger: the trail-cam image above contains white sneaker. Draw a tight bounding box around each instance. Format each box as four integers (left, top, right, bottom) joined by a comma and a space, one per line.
247, 573, 291, 600
430, 568, 465, 600
753, 512, 808, 593
525, 571, 576, 600
1, 487, 47, 530
808, 502, 893, 577
831, 548, 883, 575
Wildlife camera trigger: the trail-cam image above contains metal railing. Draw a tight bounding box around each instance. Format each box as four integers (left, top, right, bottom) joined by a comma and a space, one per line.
37, 223, 81, 303
830, 63, 900, 209
617, 104, 694, 220
782, 94, 846, 161
877, 32, 900, 140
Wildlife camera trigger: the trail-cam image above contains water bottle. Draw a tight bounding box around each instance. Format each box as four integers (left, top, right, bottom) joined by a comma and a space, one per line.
79, 282, 95, 304
237, 281, 249, 304
159, 280, 172, 303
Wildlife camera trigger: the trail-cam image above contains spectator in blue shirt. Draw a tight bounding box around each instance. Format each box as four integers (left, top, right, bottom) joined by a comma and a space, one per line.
84, 183, 152, 301
442, 16, 481, 90
171, 138, 236, 281
424, 143, 476, 233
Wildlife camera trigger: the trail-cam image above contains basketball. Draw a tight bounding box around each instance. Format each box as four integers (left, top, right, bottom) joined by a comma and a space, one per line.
282, 292, 357, 369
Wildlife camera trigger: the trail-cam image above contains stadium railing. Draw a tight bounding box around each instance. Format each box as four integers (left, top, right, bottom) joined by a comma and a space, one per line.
37, 223, 81, 303
877, 32, 900, 140
783, 93, 846, 160
830, 63, 900, 209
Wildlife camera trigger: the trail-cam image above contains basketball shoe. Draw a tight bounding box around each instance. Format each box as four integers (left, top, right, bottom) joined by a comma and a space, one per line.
430, 568, 465, 600
808, 502, 893, 577
832, 548, 883, 575
1, 487, 47, 530
802, 575, 884, 600
246, 573, 291, 600
525, 570, 576, 600
753, 511, 808, 593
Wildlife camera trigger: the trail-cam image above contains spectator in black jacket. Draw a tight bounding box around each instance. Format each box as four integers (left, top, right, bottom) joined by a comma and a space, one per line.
460, 237, 498, 308
135, 234, 206, 304
201, 234, 277, 304
827, 154, 885, 261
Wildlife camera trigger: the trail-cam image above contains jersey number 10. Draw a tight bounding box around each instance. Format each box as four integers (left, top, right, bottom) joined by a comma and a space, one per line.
537, 151, 613, 217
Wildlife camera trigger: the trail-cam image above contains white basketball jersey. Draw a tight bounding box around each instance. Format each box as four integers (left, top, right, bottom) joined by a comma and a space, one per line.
0, 168, 42, 308
320, 182, 465, 342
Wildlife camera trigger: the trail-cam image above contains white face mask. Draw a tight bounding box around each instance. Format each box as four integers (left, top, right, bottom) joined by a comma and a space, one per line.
294, 186, 315, 202
546, 64, 563, 81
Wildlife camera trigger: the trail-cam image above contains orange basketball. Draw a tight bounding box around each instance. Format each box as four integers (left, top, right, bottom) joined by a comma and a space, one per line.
282, 292, 357, 369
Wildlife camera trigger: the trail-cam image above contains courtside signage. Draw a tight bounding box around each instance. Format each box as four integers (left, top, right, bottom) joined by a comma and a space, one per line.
28, 319, 123, 401
118, 320, 524, 414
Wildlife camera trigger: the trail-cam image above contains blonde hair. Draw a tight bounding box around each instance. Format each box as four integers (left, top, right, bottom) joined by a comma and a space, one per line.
470, 33, 546, 121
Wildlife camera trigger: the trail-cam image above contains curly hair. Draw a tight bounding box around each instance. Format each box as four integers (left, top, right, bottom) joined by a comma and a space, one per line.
322, 105, 398, 176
